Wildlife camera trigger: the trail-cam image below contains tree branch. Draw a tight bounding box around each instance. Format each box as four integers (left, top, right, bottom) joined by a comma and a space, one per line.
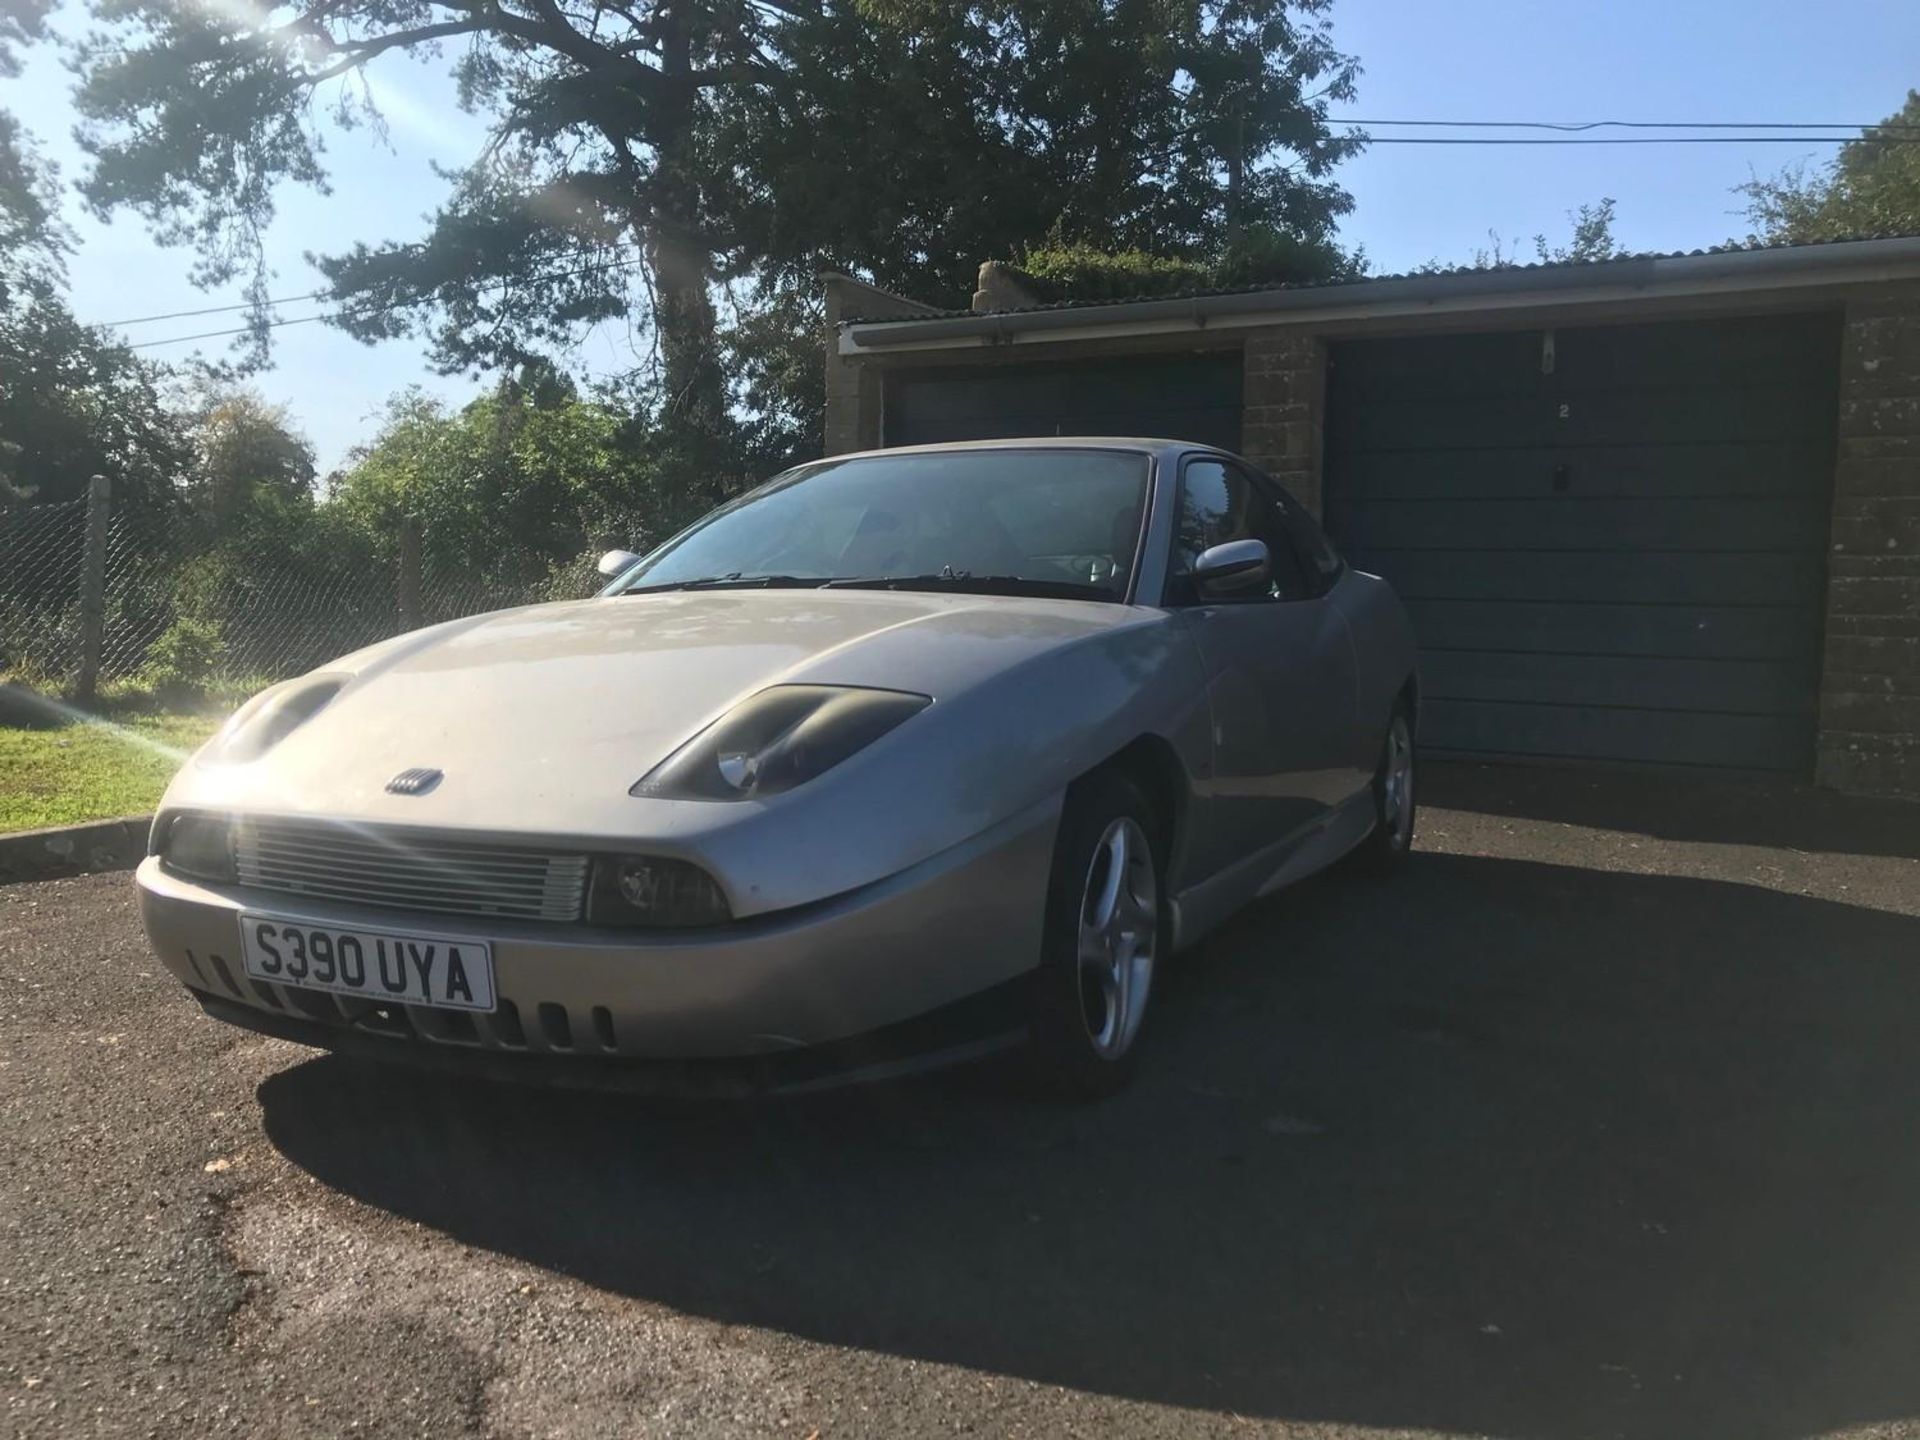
488, 0, 659, 94
291, 17, 492, 85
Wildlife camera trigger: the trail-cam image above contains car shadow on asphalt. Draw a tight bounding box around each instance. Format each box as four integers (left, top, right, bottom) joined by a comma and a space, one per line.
259, 851, 1920, 1440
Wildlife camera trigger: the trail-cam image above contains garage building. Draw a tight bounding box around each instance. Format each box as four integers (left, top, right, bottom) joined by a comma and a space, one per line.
821, 238, 1920, 798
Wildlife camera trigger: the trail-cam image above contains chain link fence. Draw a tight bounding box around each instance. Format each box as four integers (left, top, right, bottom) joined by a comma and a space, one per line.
0, 498, 89, 685
1, 489, 614, 699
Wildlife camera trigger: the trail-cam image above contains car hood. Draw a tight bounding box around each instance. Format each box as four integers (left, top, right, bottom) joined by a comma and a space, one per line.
175, 589, 1157, 837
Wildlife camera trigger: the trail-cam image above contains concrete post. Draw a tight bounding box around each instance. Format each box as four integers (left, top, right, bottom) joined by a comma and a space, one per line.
820, 273, 941, 456
1240, 331, 1328, 516
75, 473, 111, 702
396, 518, 423, 631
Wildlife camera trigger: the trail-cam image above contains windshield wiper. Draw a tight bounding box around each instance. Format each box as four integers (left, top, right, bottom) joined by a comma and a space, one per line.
619, 573, 834, 595
824, 573, 1117, 602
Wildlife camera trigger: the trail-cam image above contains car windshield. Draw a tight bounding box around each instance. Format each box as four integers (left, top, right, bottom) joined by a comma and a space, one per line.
614, 449, 1151, 601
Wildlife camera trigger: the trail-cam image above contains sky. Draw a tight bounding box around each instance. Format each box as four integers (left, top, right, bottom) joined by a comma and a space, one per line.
5, 0, 1917, 475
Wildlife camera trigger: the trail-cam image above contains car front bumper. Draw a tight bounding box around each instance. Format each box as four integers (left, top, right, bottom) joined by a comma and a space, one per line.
136, 796, 1059, 1069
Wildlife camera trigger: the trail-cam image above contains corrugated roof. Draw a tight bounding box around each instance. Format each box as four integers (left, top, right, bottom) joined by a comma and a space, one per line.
838, 232, 1920, 326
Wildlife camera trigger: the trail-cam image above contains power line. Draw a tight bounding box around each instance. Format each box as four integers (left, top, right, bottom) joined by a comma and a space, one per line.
103, 290, 329, 328
1334, 117, 1920, 133
127, 312, 336, 350
1358, 135, 1920, 146
102, 248, 636, 331
121, 255, 642, 351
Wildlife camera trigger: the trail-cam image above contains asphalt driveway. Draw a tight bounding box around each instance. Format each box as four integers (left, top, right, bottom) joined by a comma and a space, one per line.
5, 762, 1920, 1439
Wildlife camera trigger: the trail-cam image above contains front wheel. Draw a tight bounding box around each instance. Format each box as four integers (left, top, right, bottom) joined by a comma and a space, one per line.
1355, 702, 1416, 874
1023, 771, 1165, 1099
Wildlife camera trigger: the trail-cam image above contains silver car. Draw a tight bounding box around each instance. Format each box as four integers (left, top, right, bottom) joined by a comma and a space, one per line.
137, 439, 1419, 1096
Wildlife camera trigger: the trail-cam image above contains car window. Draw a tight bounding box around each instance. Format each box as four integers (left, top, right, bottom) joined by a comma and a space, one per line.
1270, 485, 1346, 595
1170, 458, 1311, 602
618, 449, 1149, 599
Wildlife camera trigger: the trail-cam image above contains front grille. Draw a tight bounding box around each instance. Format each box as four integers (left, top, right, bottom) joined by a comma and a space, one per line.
232, 818, 591, 922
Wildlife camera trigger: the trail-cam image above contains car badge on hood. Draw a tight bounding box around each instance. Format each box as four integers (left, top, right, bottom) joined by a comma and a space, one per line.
386, 767, 444, 796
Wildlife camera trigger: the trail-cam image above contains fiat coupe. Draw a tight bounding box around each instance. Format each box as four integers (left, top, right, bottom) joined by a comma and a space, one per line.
137, 439, 1418, 1096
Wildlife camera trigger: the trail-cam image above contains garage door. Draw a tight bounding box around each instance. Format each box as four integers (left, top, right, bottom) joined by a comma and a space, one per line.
1324, 312, 1839, 773
885, 353, 1242, 451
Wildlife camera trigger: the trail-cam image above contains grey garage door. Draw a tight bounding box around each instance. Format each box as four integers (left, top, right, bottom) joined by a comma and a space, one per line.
885, 353, 1243, 451
1324, 312, 1840, 773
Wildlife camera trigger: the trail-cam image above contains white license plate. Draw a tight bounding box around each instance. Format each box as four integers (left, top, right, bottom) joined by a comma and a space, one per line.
238, 913, 496, 1013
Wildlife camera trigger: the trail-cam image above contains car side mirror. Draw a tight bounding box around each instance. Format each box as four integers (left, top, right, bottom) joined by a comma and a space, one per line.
596, 548, 642, 579
1190, 539, 1271, 596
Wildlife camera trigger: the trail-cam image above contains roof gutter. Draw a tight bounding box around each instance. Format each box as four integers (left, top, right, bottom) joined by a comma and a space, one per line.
840, 236, 1920, 354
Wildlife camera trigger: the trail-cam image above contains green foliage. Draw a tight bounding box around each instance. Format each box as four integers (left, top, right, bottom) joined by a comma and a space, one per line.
720, 285, 827, 470
0, 285, 190, 511
182, 386, 317, 532
0, 593, 77, 689
0, 113, 190, 512
0, 0, 56, 327
1535, 198, 1626, 264
1017, 244, 1213, 302
0, 0, 53, 75
331, 372, 746, 580
0, 437, 29, 510
1018, 224, 1364, 303
1416, 198, 1627, 274
0, 111, 59, 306
1739, 92, 1920, 243
137, 614, 222, 703
1213, 227, 1367, 288
97, 671, 267, 713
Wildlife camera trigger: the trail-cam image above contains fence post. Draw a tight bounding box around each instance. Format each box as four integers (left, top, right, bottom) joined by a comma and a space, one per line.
75, 473, 111, 703
396, 518, 423, 631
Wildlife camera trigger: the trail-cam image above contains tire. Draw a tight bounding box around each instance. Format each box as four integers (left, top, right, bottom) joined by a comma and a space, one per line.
1355, 700, 1416, 875
1023, 770, 1166, 1099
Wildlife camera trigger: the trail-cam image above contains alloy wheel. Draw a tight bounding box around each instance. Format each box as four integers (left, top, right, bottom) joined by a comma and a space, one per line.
1383, 711, 1415, 850
1076, 815, 1158, 1060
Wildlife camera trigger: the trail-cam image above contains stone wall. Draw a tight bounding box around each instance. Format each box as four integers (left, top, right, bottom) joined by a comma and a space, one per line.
1240, 330, 1327, 515
1817, 294, 1920, 798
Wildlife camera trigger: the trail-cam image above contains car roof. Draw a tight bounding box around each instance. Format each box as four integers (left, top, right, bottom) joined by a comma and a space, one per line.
827, 436, 1201, 463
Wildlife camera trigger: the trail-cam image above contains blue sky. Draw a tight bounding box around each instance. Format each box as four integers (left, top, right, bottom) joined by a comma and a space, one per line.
7, 0, 1917, 473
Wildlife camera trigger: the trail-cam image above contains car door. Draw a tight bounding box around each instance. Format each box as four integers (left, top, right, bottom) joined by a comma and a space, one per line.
1169, 454, 1360, 882
1269, 482, 1376, 787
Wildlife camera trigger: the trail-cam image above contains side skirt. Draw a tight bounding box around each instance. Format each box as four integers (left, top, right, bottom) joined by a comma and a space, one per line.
1168, 792, 1376, 953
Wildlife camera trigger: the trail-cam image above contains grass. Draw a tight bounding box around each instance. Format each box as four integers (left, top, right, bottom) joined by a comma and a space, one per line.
0, 711, 223, 833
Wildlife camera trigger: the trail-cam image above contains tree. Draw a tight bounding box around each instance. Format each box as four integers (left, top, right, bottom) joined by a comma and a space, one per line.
0, 114, 56, 508
0, 113, 189, 511
67, 0, 1362, 446
182, 386, 318, 531
1739, 92, 1920, 243
709, 1, 1362, 303
0, 0, 51, 72
332, 374, 689, 580
0, 113, 55, 305
0, 294, 192, 510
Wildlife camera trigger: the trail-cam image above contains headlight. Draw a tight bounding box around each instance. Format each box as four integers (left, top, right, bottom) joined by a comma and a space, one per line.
211, 677, 344, 764
588, 856, 732, 928
633, 685, 931, 802
158, 813, 235, 883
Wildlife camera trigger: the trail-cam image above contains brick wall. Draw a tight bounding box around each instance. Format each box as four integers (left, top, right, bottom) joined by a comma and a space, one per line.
1816, 295, 1920, 798
1241, 330, 1327, 515
821, 275, 938, 455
